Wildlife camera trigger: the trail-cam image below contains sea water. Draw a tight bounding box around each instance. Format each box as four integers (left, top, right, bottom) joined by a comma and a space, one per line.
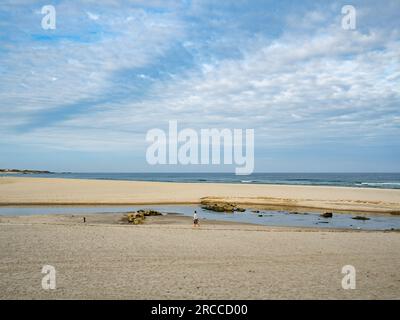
1, 172, 399, 189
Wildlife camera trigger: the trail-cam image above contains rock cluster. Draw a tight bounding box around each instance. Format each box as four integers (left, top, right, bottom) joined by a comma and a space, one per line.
125, 209, 162, 224
320, 212, 333, 218
137, 209, 163, 216
201, 200, 245, 213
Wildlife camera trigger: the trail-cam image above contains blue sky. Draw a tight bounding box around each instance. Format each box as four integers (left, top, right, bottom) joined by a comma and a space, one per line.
0, 0, 399, 172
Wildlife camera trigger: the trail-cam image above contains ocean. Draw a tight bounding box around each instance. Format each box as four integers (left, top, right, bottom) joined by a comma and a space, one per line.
1, 172, 400, 189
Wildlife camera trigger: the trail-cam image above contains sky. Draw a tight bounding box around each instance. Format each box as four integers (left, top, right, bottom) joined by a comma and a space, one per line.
0, 0, 399, 173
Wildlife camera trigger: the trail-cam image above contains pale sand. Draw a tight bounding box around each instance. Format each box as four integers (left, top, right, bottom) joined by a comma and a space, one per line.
1, 177, 400, 213
0, 214, 399, 299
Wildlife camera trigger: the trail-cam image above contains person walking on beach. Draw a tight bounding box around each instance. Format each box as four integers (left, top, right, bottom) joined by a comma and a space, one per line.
193, 211, 199, 227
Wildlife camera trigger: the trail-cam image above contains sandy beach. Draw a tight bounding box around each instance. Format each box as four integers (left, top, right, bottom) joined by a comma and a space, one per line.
1, 177, 400, 213
0, 213, 399, 299
1, 177, 399, 299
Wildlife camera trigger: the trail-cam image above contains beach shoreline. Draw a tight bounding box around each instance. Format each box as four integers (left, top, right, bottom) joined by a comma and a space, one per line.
0, 212, 391, 232
1, 177, 400, 214
1, 213, 399, 299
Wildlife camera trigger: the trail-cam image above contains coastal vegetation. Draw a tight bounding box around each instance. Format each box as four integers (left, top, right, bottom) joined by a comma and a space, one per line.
0, 169, 53, 174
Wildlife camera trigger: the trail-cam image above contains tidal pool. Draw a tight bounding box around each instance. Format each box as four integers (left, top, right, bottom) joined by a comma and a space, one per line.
0, 205, 399, 231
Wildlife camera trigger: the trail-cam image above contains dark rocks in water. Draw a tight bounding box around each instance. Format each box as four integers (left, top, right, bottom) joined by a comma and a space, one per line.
252, 210, 260, 213
352, 216, 370, 221
201, 201, 245, 213
289, 211, 309, 215
258, 214, 263, 217
320, 212, 333, 218
202, 203, 233, 212
137, 209, 162, 216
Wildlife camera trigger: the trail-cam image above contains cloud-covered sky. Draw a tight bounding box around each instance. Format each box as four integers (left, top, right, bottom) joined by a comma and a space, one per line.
0, 0, 399, 172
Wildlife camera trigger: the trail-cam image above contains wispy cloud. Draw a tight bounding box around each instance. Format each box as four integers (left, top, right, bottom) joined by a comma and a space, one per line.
0, 0, 399, 171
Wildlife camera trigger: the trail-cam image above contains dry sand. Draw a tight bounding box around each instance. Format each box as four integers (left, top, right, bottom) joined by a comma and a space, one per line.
1, 176, 400, 213
0, 214, 399, 299
1, 177, 399, 299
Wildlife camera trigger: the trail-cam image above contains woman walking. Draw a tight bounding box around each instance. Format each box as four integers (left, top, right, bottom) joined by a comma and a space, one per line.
193, 211, 200, 227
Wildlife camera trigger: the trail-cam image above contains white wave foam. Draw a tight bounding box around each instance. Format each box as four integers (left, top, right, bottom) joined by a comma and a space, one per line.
360, 182, 400, 186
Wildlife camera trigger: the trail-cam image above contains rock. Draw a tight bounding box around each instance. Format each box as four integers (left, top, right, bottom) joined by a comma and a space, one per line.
125, 213, 132, 222
258, 214, 263, 217
252, 210, 260, 213
137, 209, 162, 216
201, 203, 231, 212
126, 212, 145, 224
352, 216, 370, 221
320, 212, 333, 218
201, 200, 245, 213
132, 218, 143, 225
124, 209, 163, 225
289, 211, 299, 214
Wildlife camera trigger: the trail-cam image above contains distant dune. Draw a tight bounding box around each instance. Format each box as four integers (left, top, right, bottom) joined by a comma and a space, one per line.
0, 169, 53, 174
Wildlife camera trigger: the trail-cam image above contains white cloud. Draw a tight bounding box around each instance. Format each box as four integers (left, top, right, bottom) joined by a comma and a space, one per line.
54, 25, 399, 149
1, 1, 399, 154
86, 11, 99, 20
0, 3, 185, 128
